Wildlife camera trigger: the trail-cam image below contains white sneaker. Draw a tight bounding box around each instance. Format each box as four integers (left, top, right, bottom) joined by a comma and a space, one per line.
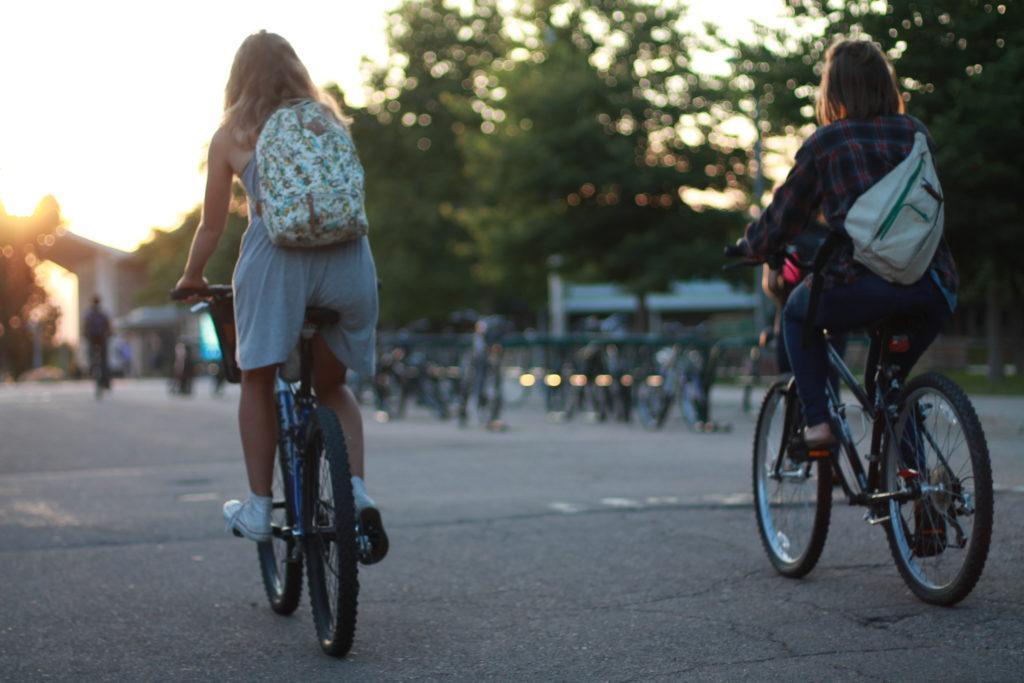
351, 476, 388, 564
223, 498, 271, 542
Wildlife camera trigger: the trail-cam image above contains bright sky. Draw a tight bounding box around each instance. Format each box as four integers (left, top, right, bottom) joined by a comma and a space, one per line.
1, 0, 787, 253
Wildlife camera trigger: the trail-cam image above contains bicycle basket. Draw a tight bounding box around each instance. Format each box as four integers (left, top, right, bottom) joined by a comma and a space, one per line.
207, 297, 241, 383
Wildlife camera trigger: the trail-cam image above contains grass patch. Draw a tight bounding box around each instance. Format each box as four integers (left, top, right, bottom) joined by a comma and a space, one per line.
715, 369, 1024, 396
934, 370, 1024, 396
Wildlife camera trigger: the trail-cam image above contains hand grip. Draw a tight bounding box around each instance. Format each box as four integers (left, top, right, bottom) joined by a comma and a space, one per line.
723, 243, 746, 259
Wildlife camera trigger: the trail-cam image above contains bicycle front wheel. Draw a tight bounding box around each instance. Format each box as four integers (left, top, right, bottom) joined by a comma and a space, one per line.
257, 444, 302, 614
304, 407, 359, 657
882, 373, 993, 606
753, 380, 832, 577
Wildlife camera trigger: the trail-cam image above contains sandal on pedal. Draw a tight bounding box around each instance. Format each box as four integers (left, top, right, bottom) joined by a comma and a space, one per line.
357, 506, 389, 565
802, 423, 837, 459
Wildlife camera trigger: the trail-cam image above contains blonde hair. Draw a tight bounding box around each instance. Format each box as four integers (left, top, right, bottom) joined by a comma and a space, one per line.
816, 39, 905, 126
223, 30, 344, 148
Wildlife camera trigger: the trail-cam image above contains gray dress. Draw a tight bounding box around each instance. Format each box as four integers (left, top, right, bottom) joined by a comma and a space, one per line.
232, 157, 378, 375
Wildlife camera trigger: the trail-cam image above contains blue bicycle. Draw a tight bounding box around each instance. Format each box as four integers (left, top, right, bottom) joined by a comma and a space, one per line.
172, 285, 368, 657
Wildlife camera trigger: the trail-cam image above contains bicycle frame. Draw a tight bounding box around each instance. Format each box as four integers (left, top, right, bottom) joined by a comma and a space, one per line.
274, 323, 319, 542
818, 335, 922, 510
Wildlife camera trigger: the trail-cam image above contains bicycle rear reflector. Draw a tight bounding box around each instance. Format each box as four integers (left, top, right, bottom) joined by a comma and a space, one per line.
888, 335, 911, 353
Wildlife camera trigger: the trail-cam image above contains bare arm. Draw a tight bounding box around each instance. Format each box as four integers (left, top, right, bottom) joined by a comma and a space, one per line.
176, 128, 234, 290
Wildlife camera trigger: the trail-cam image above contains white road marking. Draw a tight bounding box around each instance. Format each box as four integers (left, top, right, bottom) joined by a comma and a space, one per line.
0, 500, 80, 527
704, 493, 753, 506
600, 497, 643, 508
177, 492, 220, 503
645, 496, 680, 505
549, 493, 755, 515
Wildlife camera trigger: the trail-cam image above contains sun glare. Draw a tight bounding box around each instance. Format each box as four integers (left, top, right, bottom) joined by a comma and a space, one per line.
1, 0, 398, 251
35, 260, 79, 345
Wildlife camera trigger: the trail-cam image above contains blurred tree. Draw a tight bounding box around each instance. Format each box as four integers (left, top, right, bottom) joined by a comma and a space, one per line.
347, 0, 508, 327
456, 0, 745, 328
133, 191, 248, 306
725, 0, 1024, 378
0, 197, 64, 379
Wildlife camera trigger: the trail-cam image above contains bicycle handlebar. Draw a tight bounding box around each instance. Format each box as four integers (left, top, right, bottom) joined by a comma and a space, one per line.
169, 285, 233, 301
723, 243, 746, 259
722, 243, 814, 272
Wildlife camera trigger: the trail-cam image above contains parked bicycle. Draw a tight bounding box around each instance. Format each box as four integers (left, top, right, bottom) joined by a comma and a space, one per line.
172, 285, 371, 656
636, 343, 708, 431
727, 248, 992, 605
458, 315, 508, 428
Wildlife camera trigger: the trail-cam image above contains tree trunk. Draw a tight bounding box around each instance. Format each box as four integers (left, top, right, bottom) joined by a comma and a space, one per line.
1014, 307, 1024, 380
634, 292, 649, 334
986, 280, 1004, 382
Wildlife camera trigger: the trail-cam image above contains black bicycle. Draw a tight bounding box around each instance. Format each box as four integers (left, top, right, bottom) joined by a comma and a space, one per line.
171, 285, 367, 656
728, 247, 993, 605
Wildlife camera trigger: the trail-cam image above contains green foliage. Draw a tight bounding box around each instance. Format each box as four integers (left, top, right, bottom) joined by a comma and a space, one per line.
131, 0, 1024, 334
346, 0, 508, 326
0, 197, 63, 378
458, 3, 743, 301
133, 198, 247, 306
359, 0, 746, 322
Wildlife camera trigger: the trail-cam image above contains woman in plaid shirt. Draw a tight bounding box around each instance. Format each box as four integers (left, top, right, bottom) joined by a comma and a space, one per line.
739, 39, 958, 449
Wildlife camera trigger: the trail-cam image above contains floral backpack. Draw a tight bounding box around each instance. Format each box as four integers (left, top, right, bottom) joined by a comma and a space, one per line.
255, 99, 369, 247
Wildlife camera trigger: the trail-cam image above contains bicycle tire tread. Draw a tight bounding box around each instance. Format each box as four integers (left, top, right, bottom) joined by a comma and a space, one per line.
882, 372, 993, 606
753, 380, 832, 578
305, 406, 360, 657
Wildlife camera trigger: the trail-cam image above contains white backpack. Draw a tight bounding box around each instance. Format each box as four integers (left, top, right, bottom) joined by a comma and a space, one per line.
256, 100, 369, 247
844, 132, 944, 284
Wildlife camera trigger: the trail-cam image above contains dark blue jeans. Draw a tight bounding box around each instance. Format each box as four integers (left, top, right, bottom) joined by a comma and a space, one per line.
782, 272, 950, 426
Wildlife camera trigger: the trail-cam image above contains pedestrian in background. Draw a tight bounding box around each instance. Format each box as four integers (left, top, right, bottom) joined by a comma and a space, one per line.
83, 296, 112, 389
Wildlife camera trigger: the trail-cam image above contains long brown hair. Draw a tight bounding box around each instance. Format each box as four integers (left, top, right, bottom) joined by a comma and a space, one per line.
223, 31, 343, 148
816, 39, 905, 125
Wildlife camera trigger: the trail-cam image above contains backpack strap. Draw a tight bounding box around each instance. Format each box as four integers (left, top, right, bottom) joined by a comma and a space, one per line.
801, 231, 844, 348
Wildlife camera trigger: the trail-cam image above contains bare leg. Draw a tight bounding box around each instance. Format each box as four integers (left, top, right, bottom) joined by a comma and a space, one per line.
312, 334, 364, 479
238, 365, 278, 496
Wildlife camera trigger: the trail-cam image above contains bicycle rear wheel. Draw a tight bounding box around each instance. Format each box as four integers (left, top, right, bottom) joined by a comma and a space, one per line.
257, 445, 302, 614
882, 373, 993, 605
304, 406, 359, 657
753, 380, 832, 577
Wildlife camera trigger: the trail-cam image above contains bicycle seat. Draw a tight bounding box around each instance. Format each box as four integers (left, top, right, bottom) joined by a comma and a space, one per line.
865, 314, 921, 337
305, 307, 340, 327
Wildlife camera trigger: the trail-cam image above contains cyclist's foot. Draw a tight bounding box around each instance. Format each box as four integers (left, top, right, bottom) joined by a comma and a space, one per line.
803, 422, 836, 455
352, 476, 389, 565
222, 495, 271, 542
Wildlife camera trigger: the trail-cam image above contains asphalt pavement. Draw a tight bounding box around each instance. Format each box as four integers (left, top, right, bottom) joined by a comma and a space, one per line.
1, 379, 1022, 681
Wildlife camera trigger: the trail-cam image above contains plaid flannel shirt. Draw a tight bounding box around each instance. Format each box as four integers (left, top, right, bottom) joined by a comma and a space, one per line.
743, 115, 958, 293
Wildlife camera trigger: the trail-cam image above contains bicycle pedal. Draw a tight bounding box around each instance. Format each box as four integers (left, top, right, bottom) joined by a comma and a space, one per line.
864, 512, 890, 526
807, 448, 832, 459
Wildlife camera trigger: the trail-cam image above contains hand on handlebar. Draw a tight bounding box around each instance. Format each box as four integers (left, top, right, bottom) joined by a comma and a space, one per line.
171, 274, 209, 302
724, 239, 755, 260
722, 239, 759, 270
